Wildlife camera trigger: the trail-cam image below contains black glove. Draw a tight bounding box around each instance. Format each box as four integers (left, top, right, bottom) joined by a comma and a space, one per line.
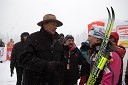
47, 61, 63, 73
45, 61, 63, 84
10, 68, 14, 77
125, 75, 128, 85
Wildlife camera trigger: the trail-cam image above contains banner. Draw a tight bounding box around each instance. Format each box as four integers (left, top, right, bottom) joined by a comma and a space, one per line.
0, 47, 7, 61
88, 21, 104, 33
116, 25, 128, 47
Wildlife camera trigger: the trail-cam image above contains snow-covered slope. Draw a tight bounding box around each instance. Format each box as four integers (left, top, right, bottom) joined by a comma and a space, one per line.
0, 61, 16, 85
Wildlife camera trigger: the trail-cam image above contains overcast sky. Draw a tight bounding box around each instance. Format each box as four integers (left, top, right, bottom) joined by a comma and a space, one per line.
0, 0, 128, 41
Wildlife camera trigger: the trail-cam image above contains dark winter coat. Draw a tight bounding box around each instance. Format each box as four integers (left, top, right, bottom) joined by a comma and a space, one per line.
20, 28, 64, 85
10, 42, 26, 69
63, 45, 87, 85
0, 41, 5, 47
125, 60, 128, 85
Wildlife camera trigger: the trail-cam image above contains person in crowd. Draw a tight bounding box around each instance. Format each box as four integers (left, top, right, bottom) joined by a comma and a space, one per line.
19, 14, 64, 85
7, 39, 14, 60
110, 32, 126, 57
10, 32, 29, 85
80, 26, 122, 85
59, 33, 65, 44
110, 32, 126, 85
79, 40, 91, 85
0, 38, 5, 63
63, 35, 87, 85
80, 41, 90, 64
0, 38, 5, 47
7, 39, 14, 48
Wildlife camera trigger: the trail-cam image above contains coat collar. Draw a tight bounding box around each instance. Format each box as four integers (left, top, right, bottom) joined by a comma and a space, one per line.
40, 28, 59, 40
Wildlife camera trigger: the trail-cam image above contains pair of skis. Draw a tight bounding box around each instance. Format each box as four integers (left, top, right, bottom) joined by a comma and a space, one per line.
87, 7, 115, 85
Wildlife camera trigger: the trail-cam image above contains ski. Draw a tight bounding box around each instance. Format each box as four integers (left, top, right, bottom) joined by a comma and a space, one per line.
87, 7, 115, 85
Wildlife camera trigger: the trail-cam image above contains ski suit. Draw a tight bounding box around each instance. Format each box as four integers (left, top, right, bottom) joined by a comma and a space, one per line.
90, 44, 122, 85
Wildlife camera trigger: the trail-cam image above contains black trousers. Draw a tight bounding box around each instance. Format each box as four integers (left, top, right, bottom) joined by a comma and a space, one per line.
16, 67, 23, 85
63, 70, 77, 85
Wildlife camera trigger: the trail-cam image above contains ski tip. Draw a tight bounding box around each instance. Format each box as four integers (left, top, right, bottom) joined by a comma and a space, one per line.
111, 7, 114, 12
111, 6, 115, 20
106, 7, 109, 11
106, 7, 110, 16
111, 6, 113, 10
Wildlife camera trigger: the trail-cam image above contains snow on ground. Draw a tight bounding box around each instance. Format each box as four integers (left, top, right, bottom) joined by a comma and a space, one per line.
0, 60, 16, 85
0, 48, 128, 85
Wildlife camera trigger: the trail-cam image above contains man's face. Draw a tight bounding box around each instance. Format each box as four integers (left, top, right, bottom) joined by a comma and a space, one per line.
88, 35, 101, 48
60, 36, 64, 40
65, 39, 74, 48
109, 36, 117, 45
23, 36, 28, 41
10, 39, 13, 42
43, 21, 57, 34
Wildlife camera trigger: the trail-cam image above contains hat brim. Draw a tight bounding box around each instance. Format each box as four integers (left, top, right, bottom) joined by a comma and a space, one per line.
37, 19, 63, 27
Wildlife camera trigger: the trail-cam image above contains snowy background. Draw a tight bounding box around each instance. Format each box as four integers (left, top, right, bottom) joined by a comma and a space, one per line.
0, 0, 128, 45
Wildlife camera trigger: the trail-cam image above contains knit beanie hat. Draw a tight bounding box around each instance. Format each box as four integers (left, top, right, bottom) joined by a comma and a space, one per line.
110, 32, 119, 45
64, 35, 74, 43
89, 26, 105, 39
21, 32, 29, 42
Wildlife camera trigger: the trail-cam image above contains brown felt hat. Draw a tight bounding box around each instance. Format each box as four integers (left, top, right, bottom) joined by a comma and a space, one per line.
37, 14, 63, 27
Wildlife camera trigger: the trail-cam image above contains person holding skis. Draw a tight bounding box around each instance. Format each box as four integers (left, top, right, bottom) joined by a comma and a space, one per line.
10, 32, 29, 85
19, 14, 64, 85
85, 26, 122, 85
63, 35, 87, 85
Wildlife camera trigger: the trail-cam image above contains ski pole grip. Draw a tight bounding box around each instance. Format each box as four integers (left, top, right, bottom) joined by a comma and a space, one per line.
97, 56, 108, 70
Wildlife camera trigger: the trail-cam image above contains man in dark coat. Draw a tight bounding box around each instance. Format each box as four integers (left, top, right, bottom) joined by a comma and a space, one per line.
63, 35, 87, 85
59, 33, 65, 44
10, 32, 29, 85
20, 14, 64, 85
0, 39, 5, 47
